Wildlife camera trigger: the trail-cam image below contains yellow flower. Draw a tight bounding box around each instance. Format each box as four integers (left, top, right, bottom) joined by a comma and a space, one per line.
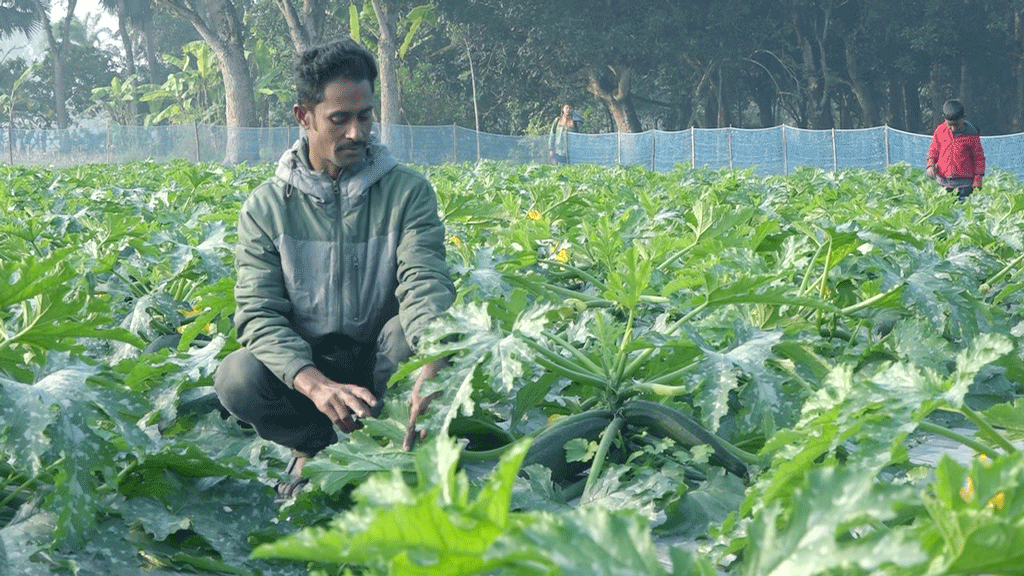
447, 234, 462, 245
959, 475, 974, 503
991, 490, 1006, 510
527, 209, 542, 220
959, 454, 1005, 510
554, 248, 569, 263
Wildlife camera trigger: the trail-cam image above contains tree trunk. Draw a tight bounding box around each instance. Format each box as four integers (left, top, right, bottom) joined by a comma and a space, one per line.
219, 46, 259, 163
371, 0, 403, 148
115, 0, 139, 123
1015, 9, 1024, 133
843, 36, 878, 128
904, 76, 922, 133
274, 0, 331, 54
587, 65, 642, 132
160, 0, 259, 163
143, 16, 160, 83
275, 0, 311, 54
716, 65, 730, 127
929, 61, 944, 125
33, 0, 75, 132
959, 59, 970, 106
885, 78, 903, 130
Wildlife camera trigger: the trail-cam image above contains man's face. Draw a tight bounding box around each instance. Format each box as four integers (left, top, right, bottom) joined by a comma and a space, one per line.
945, 118, 964, 133
294, 77, 374, 178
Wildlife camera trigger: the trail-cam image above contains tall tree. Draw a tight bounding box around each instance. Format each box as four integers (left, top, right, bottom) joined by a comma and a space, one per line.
1015, 4, 1024, 132
436, 0, 758, 133
370, 0, 401, 131
0, 0, 40, 40
30, 0, 76, 131
273, 0, 333, 53
97, 0, 145, 121
267, 0, 435, 147
157, 0, 258, 163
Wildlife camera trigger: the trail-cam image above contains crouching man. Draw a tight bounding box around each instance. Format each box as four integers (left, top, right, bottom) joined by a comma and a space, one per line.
214, 38, 455, 497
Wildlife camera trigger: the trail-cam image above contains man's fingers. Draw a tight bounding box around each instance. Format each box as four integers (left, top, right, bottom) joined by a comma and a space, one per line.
320, 387, 378, 432
346, 386, 379, 415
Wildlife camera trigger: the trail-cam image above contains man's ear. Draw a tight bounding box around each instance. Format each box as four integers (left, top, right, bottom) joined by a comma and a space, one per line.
294, 104, 311, 129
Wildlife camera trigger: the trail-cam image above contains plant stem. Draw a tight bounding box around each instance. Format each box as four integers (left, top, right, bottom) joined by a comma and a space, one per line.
839, 285, 901, 316
582, 416, 625, 503
985, 252, 1024, 287
0, 457, 62, 510
459, 444, 513, 462
612, 309, 635, 385
0, 474, 36, 510
621, 301, 708, 381
917, 421, 1002, 460
960, 405, 1017, 454
544, 261, 608, 291
543, 330, 606, 378
798, 240, 828, 296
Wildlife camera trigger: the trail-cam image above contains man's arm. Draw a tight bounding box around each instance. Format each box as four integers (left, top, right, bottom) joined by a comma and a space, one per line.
926, 126, 942, 179
393, 178, 456, 449
971, 135, 986, 188
234, 197, 318, 387
394, 179, 456, 350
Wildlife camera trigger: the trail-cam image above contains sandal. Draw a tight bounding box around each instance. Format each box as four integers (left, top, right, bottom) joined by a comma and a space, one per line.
275, 452, 310, 499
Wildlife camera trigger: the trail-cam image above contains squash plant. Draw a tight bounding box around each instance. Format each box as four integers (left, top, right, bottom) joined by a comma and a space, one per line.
1, 160, 1023, 575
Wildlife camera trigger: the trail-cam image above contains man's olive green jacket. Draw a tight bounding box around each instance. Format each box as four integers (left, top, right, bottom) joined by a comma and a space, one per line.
233, 137, 455, 388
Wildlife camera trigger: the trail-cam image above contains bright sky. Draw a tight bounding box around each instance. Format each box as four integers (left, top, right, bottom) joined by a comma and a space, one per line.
62, 0, 119, 36
1, 0, 118, 61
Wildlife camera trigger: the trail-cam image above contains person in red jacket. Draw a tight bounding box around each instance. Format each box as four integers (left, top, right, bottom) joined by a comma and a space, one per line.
926, 99, 985, 202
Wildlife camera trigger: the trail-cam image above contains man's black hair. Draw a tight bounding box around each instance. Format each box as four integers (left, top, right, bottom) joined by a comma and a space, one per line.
942, 99, 965, 121
294, 38, 378, 109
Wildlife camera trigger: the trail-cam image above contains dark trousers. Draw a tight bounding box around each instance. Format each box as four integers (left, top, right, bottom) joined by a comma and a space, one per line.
214, 315, 413, 456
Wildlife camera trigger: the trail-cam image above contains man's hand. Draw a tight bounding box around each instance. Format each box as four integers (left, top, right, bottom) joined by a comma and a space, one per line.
403, 358, 447, 451
293, 366, 378, 433
926, 165, 936, 179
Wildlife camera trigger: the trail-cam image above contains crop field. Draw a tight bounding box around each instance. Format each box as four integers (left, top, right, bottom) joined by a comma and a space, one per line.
2, 159, 1024, 575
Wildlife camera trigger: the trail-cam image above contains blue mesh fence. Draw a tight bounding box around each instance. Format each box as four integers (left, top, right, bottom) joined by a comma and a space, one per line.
2, 123, 1019, 180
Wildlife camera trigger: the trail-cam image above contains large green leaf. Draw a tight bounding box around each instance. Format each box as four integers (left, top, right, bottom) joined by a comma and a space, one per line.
743, 466, 928, 576
0, 367, 149, 548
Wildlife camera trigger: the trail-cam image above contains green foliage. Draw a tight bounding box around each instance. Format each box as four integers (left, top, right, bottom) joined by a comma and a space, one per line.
90, 74, 143, 126
140, 42, 225, 126
1, 160, 1024, 575
255, 435, 715, 575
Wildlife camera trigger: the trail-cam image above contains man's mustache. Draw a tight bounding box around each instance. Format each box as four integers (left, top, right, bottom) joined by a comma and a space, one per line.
338, 141, 367, 151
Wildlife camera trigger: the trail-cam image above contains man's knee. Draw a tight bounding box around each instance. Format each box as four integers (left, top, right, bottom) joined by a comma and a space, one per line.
374, 316, 414, 397
214, 348, 270, 418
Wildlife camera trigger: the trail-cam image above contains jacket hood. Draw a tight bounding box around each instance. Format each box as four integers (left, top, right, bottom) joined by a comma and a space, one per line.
274, 135, 399, 205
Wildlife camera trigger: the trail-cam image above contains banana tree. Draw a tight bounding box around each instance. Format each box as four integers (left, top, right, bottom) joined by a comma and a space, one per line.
2, 62, 41, 163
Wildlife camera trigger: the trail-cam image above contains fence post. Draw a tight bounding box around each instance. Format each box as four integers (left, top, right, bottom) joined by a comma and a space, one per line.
194, 120, 201, 163
831, 128, 837, 172
728, 126, 734, 169
453, 124, 458, 163
884, 125, 890, 167
782, 125, 788, 175
690, 127, 695, 167
106, 121, 111, 164
616, 131, 621, 167
650, 131, 656, 171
